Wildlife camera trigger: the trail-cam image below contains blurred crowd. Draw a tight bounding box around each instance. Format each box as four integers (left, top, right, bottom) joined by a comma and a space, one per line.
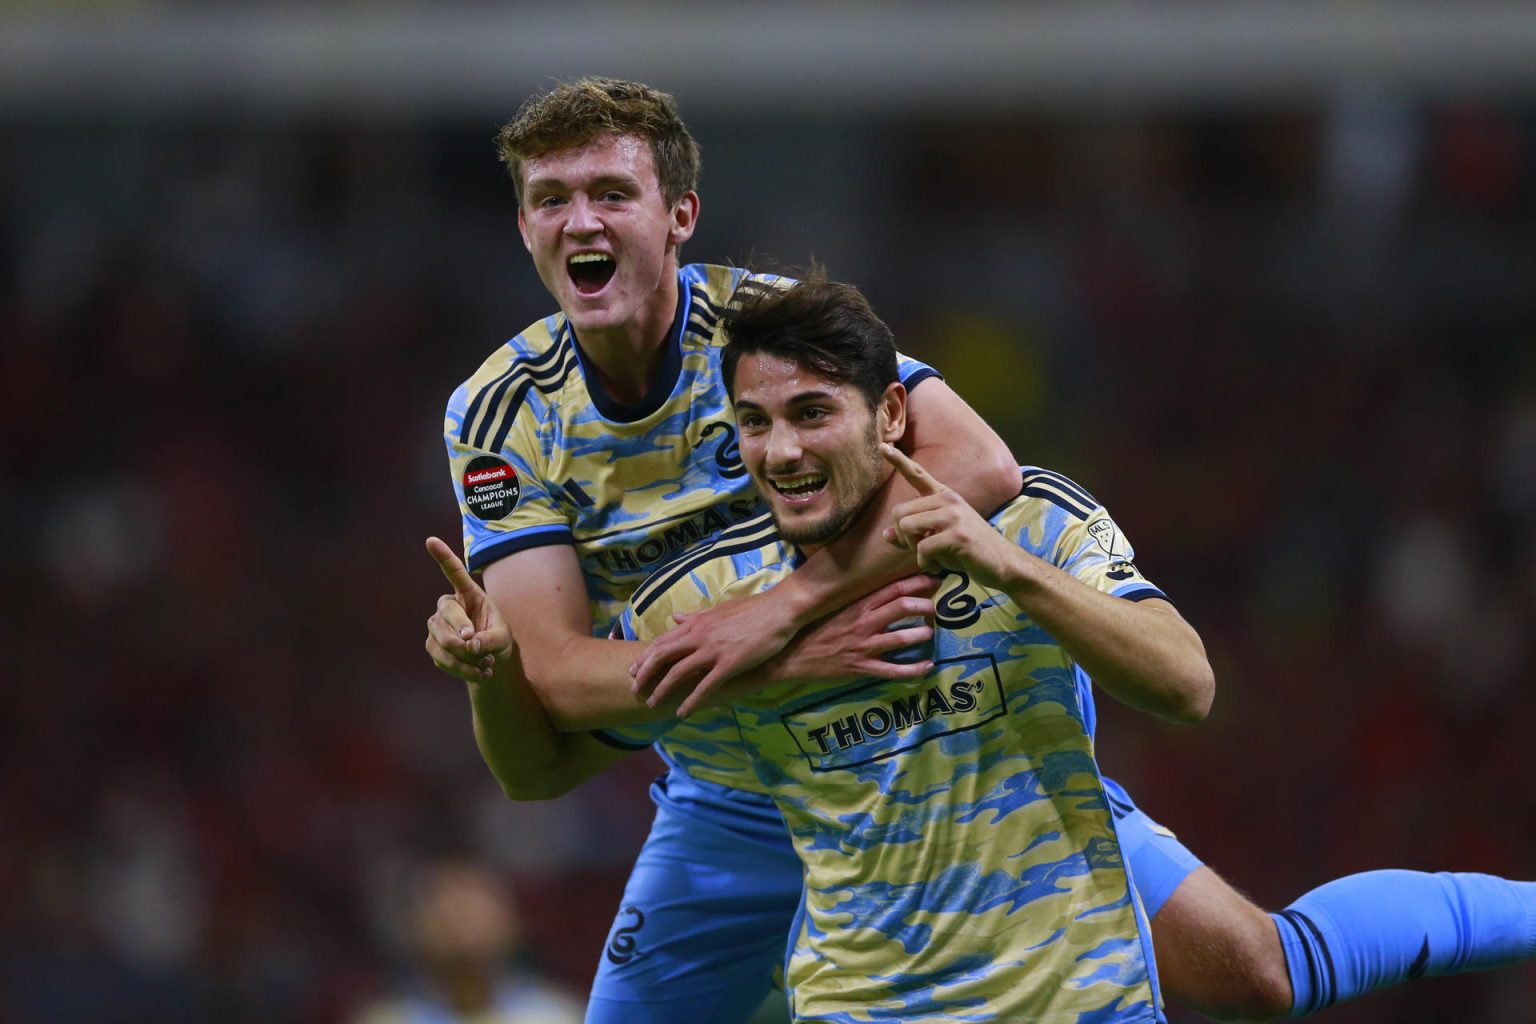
1, 95, 1533, 1022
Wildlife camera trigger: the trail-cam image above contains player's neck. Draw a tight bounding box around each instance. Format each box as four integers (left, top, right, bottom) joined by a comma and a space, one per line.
578, 336, 670, 407
798, 539, 828, 558
792, 471, 892, 559
570, 273, 680, 407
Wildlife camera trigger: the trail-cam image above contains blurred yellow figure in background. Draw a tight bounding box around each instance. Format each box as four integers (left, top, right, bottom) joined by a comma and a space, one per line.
355, 860, 583, 1024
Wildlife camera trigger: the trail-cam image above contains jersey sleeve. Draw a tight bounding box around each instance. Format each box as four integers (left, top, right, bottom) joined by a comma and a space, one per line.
586, 569, 713, 750
443, 378, 570, 574
1007, 467, 1168, 603
895, 350, 941, 394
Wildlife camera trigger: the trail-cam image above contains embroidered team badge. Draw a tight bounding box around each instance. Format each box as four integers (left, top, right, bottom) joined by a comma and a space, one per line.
462, 455, 520, 520
1088, 517, 1137, 581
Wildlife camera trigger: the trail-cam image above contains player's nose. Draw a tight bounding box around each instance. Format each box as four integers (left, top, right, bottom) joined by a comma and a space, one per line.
564, 195, 602, 236
764, 425, 803, 468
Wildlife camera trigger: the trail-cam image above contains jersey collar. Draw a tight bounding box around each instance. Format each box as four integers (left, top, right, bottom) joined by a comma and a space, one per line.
568, 277, 691, 423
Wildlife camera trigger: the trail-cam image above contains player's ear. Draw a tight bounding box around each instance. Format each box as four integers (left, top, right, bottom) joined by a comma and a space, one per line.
877, 382, 907, 444
517, 206, 532, 252
668, 191, 700, 247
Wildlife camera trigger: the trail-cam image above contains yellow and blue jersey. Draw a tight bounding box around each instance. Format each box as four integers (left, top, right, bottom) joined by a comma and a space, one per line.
613, 472, 1167, 1023
442, 263, 939, 773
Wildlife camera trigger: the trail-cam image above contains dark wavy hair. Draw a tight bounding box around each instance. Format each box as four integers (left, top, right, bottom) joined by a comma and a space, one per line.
722, 272, 899, 409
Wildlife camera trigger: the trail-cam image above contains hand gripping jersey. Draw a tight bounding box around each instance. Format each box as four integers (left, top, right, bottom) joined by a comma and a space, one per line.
611, 474, 1168, 1024
442, 263, 940, 775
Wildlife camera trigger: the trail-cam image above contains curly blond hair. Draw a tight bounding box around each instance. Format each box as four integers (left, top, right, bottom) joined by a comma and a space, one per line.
496, 77, 701, 206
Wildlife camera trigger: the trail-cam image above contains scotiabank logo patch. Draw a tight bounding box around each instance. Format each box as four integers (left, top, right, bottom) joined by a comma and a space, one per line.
463, 455, 520, 520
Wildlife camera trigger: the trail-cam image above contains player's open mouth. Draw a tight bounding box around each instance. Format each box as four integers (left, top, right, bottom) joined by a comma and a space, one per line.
770, 474, 827, 504
568, 253, 615, 296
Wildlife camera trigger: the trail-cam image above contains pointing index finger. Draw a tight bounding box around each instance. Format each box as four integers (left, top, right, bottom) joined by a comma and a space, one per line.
880, 443, 944, 496
425, 536, 479, 597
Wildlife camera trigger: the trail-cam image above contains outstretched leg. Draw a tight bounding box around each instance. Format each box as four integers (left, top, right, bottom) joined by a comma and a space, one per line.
1151, 867, 1293, 1021
1270, 869, 1536, 1017
1111, 779, 1536, 1020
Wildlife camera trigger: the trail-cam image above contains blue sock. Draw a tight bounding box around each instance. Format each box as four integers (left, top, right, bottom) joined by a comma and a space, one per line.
1270, 871, 1536, 1016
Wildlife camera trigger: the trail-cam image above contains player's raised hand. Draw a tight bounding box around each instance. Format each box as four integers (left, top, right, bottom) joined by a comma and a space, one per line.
883, 441, 948, 499
631, 575, 941, 719
629, 588, 799, 717
769, 574, 938, 686
424, 537, 514, 682
881, 444, 1019, 590
649, 574, 942, 717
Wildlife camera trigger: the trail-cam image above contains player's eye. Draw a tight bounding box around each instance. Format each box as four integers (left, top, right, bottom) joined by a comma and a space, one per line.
601, 190, 628, 203
535, 195, 564, 209
801, 407, 828, 422
737, 413, 768, 431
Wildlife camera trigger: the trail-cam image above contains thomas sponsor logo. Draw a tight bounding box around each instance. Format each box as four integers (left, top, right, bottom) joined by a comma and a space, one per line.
781, 655, 1006, 771
805, 680, 983, 753
591, 498, 762, 575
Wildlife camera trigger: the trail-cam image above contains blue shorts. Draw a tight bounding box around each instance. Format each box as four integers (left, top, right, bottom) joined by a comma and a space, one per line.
585, 770, 1199, 1023
1104, 776, 1206, 919
586, 770, 802, 1024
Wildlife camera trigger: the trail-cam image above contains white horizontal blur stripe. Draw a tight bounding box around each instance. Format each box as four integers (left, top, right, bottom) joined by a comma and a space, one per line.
4, 2, 1536, 114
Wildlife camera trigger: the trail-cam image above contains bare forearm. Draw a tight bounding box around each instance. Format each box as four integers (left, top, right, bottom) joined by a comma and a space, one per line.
466, 667, 629, 800
520, 633, 682, 731
465, 668, 558, 797
482, 550, 681, 731
997, 556, 1214, 724
430, 542, 634, 796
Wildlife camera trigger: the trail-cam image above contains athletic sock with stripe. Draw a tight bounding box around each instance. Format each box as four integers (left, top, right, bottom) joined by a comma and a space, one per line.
1271, 870, 1536, 1015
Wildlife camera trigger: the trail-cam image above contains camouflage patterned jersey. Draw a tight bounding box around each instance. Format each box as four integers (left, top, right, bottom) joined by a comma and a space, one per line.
611, 472, 1168, 1024
443, 262, 939, 774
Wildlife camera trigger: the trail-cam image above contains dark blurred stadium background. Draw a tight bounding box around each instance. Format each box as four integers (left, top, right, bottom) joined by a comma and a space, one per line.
2, 4, 1535, 1022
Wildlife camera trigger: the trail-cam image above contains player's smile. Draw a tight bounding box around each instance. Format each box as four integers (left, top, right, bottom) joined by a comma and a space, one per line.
763, 454, 844, 536
733, 354, 904, 548
767, 473, 828, 505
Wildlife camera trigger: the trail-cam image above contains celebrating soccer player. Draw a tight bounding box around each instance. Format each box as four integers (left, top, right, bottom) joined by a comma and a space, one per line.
604, 275, 1202, 1020
430, 77, 1021, 1023
425, 77, 1536, 1023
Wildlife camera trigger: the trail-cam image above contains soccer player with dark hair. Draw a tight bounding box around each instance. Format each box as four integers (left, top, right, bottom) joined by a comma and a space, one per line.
427, 78, 1536, 1023
442, 274, 1196, 1022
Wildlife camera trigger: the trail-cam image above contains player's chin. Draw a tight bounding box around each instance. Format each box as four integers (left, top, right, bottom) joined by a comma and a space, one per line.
774, 511, 842, 547
563, 295, 610, 321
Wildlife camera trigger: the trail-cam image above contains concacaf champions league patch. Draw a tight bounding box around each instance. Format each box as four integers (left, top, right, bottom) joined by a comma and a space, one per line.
463, 455, 520, 520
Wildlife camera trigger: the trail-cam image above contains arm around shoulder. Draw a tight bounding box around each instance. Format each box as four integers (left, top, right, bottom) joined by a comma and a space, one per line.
904, 378, 1020, 516
482, 544, 674, 730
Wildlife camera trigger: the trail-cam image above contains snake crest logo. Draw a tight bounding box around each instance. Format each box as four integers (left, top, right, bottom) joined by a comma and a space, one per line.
604, 906, 646, 965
